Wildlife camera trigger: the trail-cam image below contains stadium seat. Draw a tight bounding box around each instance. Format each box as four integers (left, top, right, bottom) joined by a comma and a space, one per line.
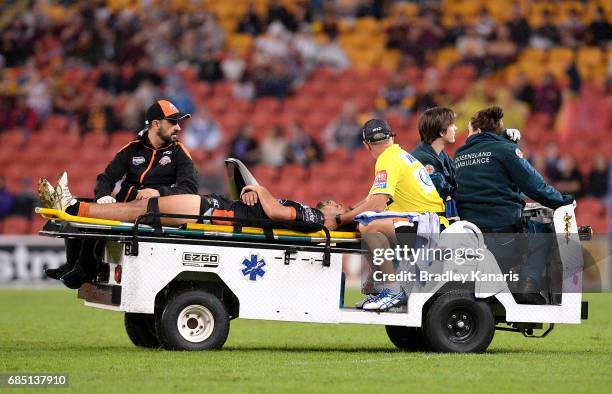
110, 131, 136, 148
2, 216, 31, 235
81, 132, 109, 148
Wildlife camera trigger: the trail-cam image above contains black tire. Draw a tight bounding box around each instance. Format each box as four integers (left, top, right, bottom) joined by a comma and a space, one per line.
124, 313, 160, 348
155, 290, 229, 351
385, 325, 429, 351
423, 291, 495, 353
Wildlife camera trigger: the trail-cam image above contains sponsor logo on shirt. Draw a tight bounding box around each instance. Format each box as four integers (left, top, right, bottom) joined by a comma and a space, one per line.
158, 156, 172, 166
425, 164, 435, 174
373, 170, 388, 189
402, 152, 417, 164
132, 156, 145, 166
418, 167, 434, 187
515, 148, 524, 159
163, 150, 172, 155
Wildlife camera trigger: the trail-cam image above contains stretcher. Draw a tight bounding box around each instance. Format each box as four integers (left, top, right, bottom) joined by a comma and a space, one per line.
35, 159, 591, 353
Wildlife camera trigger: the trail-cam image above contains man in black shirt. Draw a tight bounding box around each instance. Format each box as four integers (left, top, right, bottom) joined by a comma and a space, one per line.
45, 99, 198, 287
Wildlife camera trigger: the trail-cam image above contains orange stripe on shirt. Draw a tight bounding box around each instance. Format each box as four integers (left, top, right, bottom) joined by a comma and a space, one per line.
139, 150, 157, 184
116, 140, 139, 154
177, 142, 193, 160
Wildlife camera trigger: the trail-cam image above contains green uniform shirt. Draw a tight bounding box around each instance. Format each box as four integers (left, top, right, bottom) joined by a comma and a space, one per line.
454, 132, 573, 228
411, 142, 456, 200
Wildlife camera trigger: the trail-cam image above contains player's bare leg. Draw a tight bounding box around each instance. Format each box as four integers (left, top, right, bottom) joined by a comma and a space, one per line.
358, 218, 407, 311
38, 176, 202, 226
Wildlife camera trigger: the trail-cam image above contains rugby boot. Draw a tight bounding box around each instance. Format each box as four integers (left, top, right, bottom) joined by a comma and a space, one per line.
37, 178, 57, 209
53, 171, 77, 211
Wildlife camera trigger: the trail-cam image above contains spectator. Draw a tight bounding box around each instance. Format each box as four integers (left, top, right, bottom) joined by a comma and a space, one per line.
588, 154, 610, 198
456, 26, 486, 70
386, 11, 410, 50
237, 3, 265, 36
585, 7, 612, 46
293, 25, 319, 74
10, 178, 36, 220
321, 7, 339, 40
232, 72, 256, 101
417, 10, 445, 51
0, 176, 14, 221
260, 125, 288, 167
496, 89, 528, 131
183, 109, 223, 153
165, 74, 195, 117
559, 9, 585, 45
444, 14, 467, 45
228, 123, 259, 166
318, 39, 351, 71
375, 71, 415, 118
323, 101, 362, 153
506, 4, 531, 48
254, 61, 292, 99
286, 122, 323, 167
484, 25, 518, 73
267, 0, 298, 32
53, 83, 86, 132
474, 8, 496, 38
552, 154, 584, 198
530, 10, 560, 49
413, 67, 442, 114
511, 71, 535, 109
85, 89, 120, 134
197, 157, 228, 196
96, 61, 126, 95
543, 142, 561, 181
24, 69, 52, 121
533, 73, 562, 118
197, 49, 224, 83
201, 12, 226, 53
221, 50, 247, 82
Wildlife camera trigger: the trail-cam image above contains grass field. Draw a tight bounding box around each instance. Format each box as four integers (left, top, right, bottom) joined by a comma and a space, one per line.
1, 290, 611, 394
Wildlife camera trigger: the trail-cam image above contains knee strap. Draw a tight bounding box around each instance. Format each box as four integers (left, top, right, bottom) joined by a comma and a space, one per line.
142, 197, 162, 235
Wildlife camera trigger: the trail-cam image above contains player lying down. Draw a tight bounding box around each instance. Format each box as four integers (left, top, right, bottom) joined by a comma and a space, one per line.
38, 174, 350, 230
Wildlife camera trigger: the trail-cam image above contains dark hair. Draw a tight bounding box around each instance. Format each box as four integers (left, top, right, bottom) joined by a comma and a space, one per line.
315, 201, 327, 210
418, 107, 456, 144
470, 106, 504, 134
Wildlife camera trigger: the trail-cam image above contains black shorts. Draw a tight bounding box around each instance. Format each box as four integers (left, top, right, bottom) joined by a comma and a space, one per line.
198, 194, 266, 225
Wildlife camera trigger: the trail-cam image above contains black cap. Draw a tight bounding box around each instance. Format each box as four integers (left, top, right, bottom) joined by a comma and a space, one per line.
145, 99, 190, 125
361, 118, 395, 143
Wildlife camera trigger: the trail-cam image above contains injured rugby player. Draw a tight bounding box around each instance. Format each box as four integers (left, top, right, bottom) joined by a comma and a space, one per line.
38, 174, 351, 230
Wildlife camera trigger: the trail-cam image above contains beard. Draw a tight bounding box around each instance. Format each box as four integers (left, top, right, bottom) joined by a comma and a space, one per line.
158, 126, 178, 143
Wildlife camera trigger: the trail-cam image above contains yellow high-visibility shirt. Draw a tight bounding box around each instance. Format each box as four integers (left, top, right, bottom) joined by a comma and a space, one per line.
370, 144, 446, 217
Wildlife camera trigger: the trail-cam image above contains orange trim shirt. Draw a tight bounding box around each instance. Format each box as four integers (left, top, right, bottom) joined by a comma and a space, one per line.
94, 137, 198, 201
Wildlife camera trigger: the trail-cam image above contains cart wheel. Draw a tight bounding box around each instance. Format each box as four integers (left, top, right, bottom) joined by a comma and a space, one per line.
385, 326, 429, 351
124, 313, 160, 348
423, 291, 495, 353
155, 290, 229, 351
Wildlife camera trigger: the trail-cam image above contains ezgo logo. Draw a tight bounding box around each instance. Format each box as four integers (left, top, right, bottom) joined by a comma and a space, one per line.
182, 252, 219, 268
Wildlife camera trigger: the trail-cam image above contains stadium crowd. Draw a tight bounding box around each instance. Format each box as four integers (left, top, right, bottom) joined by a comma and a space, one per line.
0, 0, 610, 234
